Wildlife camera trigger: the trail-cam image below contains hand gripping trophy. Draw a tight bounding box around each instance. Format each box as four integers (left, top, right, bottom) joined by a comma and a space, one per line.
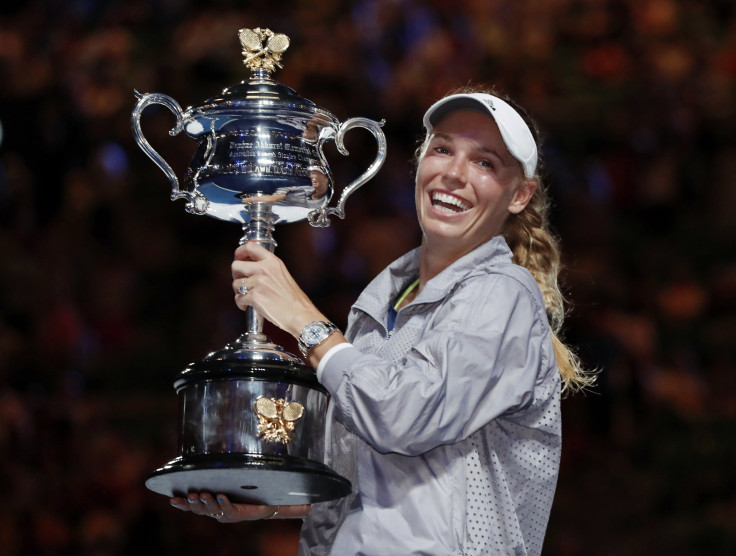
131, 28, 386, 505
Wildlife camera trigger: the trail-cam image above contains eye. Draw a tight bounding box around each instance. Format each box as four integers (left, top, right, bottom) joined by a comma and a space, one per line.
478, 159, 495, 170
434, 145, 451, 155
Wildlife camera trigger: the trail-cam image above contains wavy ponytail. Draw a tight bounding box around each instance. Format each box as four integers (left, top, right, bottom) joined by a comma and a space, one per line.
498, 92, 594, 394
502, 175, 594, 394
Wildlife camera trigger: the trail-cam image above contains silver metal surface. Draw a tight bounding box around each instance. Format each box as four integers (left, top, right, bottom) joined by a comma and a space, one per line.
177, 380, 326, 459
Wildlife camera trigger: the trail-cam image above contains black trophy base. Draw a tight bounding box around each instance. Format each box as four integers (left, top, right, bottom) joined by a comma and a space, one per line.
145, 453, 351, 505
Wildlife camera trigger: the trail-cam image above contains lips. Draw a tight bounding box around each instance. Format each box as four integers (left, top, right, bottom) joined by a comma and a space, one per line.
430, 191, 471, 214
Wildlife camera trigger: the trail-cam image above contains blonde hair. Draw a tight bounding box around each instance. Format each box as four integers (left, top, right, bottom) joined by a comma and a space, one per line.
503, 172, 594, 394
416, 85, 594, 394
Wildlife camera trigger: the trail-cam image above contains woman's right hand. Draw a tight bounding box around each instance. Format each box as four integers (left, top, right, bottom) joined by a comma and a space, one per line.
170, 492, 311, 523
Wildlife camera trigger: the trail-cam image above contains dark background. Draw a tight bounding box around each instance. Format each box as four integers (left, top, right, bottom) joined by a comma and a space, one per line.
1, 1, 735, 554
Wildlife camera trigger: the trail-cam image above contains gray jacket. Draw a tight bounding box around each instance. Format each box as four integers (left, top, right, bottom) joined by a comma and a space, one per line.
299, 236, 561, 556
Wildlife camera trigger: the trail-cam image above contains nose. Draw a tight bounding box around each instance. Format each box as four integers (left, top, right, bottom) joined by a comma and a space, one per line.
444, 155, 467, 187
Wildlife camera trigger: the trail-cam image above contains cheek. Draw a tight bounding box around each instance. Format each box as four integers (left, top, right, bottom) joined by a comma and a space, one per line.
484, 175, 523, 208
414, 165, 431, 201
413, 176, 424, 220
415, 158, 430, 184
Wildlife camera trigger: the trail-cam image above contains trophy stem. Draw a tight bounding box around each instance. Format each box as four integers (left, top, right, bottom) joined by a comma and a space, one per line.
238, 199, 278, 249
244, 307, 266, 339
203, 199, 301, 363
239, 200, 277, 342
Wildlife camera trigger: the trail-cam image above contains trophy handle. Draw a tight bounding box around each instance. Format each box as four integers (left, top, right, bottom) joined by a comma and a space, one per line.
131, 91, 209, 215
308, 117, 387, 227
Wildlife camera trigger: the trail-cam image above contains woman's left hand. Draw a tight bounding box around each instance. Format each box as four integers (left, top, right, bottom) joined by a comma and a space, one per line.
231, 241, 325, 337
170, 492, 310, 523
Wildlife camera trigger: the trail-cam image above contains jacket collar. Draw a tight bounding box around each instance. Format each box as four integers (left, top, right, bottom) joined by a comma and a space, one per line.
353, 235, 514, 319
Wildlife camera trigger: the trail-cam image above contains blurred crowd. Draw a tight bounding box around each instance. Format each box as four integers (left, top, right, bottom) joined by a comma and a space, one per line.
1, 0, 735, 554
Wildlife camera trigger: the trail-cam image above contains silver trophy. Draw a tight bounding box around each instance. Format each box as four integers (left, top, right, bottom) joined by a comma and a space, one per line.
132, 28, 386, 505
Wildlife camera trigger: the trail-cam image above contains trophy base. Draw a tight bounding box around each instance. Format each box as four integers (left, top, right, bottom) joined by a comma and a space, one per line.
146, 453, 351, 505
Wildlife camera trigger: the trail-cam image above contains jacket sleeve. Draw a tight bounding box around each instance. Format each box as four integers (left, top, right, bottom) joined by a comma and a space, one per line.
318, 273, 552, 456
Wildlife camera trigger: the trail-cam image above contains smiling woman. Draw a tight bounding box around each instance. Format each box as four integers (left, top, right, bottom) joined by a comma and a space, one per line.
415, 87, 591, 393
173, 85, 593, 556
414, 109, 537, 277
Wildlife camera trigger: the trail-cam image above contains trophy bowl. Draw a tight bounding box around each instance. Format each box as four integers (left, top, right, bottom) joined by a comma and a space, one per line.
132, 28, 386, 505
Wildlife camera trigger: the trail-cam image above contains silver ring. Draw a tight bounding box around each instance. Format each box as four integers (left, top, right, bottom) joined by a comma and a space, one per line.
211, 512, 224, 519
237, 279, 248, 295
264, 505, 280, 520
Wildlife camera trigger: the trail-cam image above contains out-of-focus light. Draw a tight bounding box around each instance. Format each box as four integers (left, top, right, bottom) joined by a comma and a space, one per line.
99, 141, 129, 177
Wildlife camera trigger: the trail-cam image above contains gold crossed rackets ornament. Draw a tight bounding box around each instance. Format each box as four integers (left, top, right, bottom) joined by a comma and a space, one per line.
254, 396, 304, 444
238, 28, 290, 73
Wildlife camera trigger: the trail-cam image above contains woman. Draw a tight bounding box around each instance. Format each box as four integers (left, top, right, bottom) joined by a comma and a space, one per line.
171, 88, 591, 555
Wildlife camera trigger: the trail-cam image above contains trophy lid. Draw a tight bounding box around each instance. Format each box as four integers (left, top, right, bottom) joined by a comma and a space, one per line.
184, 28, 337, 132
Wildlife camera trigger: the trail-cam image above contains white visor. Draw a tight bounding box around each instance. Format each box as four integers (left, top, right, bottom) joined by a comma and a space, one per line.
423, 93, 538, 179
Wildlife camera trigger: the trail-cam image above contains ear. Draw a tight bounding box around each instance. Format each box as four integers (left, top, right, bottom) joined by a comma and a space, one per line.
507, 178, 537, 214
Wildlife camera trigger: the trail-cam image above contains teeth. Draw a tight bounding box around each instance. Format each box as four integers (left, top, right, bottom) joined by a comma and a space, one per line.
431, 192, 470, 213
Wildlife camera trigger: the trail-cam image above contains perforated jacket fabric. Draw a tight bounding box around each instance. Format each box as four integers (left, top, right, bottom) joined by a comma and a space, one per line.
299, 236, 561, 556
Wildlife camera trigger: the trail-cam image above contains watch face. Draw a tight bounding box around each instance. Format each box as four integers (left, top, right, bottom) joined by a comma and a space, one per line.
303, 324, 326, 345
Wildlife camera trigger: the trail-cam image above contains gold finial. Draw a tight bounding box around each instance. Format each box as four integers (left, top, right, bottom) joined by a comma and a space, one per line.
238, 28, 290, 73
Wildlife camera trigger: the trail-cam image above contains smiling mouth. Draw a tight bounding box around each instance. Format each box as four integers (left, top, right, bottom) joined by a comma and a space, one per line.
431, 192, 470, 214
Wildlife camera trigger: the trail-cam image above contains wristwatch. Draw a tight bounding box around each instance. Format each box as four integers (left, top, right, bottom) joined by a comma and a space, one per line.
298, 321, 339, 357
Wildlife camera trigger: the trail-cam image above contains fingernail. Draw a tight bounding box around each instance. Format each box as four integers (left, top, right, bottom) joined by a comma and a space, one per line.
216, 496, 224, 503
200, 497, 208, 504
187, 497, 197, 504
